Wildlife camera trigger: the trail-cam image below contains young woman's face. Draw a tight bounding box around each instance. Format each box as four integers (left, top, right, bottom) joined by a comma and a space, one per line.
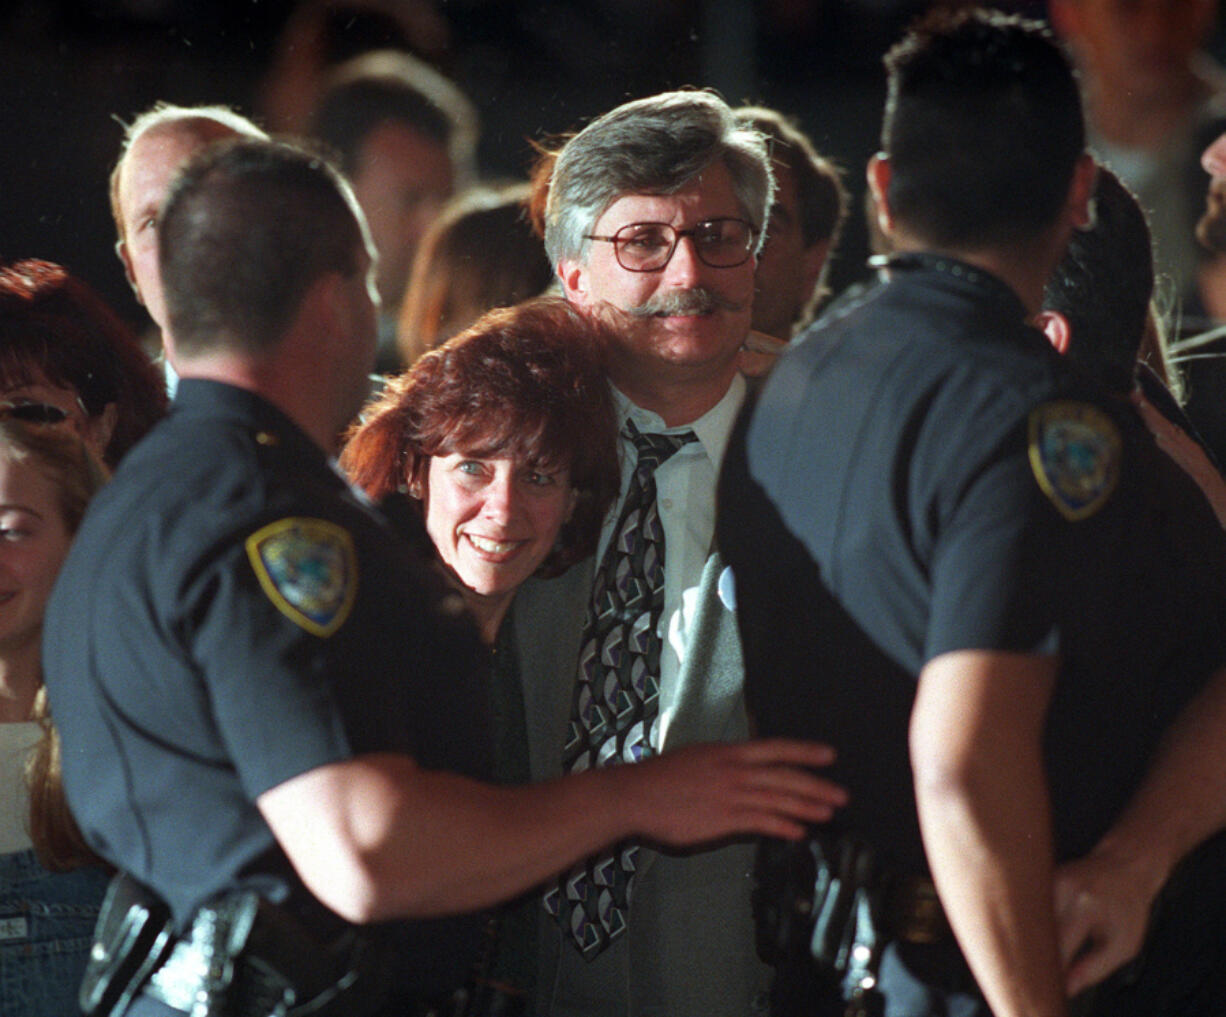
422, 451, 576, 601
0, 452, 72, 656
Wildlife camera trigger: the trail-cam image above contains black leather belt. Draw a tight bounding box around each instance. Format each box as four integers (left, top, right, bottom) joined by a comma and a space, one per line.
139, 893, 390, 1017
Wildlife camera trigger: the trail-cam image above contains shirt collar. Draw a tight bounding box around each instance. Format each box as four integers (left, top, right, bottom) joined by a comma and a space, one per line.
611, 373, 746, 471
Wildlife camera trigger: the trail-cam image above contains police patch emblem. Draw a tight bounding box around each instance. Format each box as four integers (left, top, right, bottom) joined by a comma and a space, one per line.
1028, 401, 1121, 521
246, 518, 357, 636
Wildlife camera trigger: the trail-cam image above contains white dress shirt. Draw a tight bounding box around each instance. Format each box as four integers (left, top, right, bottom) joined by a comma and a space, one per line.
602, 375, 746, 748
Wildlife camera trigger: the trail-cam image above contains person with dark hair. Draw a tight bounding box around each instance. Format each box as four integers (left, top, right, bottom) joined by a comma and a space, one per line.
396, 183, 554, 366
42, 136, 843, 1017
735, 105, 848, 340
0, 419, 109, 1017
1033, 165, 1226, 1017
309, 48, 478, 371
718, 8, 1226, 1017
1040, 167, 1164, 392
520, 88, 784, 1016
1038, 165, 1226, 527
0, 258, 167, 468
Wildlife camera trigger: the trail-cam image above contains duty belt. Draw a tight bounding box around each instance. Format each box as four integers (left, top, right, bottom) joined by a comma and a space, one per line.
141, 892, 389, 1017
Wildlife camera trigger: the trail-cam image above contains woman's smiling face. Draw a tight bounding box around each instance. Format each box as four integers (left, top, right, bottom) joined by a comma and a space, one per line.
421, 451, 576, 604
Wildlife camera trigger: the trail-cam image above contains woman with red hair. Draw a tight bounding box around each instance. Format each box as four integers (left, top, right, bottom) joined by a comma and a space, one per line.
343, 295, 619, 644
341, 295, 619, 1010
0, 259, 166, 469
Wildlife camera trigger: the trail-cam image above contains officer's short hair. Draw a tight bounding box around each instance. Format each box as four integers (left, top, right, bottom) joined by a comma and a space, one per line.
1043, 167, 1156, 392
881, 7, 1085, 249
536, 89, 775, 268
309, 49, 478, 188
159, 138, 364, 357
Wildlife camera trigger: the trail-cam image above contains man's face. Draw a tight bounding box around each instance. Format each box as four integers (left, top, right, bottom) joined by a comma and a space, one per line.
1055, 0, 1216, 98
751, 162, 829, 340
117, 122, 235, 331
560, 161, 755, 390
348, 122, 454, 311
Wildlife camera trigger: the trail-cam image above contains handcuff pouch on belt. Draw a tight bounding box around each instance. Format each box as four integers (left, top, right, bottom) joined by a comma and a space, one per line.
79, 871, 176, 1017
81, 873, 391, 1017
754, 835, 887, 1017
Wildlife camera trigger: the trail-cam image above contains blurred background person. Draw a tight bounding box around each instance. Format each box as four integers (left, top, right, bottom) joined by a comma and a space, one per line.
396, 183, 554, 368
255, 0, 450, 136
109, 102, 268, 390
111, 103, 268, 346
308, 48, 479, 373
735, 104, 848, 341
0, 258, 166, 469
1050, 0, 1226, 323
0, 418, 109, 1017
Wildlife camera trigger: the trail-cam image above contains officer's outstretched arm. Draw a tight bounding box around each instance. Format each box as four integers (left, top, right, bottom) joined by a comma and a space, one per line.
257, 738, 846, 924
911, 649, 1068, 1017
1054, 664, 1226, 995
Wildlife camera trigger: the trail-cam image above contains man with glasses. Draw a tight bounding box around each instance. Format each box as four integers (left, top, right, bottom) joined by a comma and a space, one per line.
515, 90, 783, 1016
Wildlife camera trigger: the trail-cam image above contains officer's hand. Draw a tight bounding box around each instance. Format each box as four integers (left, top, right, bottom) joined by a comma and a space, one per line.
1053, 841, 1161, 995
619, 738, 848, 847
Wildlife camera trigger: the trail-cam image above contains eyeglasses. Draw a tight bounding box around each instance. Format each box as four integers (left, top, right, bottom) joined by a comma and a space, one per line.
585, 218, 757, 272
0, 401, 71, 425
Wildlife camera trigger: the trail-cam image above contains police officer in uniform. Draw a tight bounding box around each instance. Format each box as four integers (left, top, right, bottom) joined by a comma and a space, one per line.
718, 10, 1226, 1017
43, 139, 846, 1017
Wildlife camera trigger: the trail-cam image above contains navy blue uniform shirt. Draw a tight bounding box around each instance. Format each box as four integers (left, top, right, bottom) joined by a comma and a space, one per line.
718, 253, 1226, 1007
43, 379, 492, 998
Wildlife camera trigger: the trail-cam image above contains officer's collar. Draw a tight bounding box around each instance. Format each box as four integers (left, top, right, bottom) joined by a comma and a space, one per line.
869, 251, 1025, 316
171, 378, 329, 468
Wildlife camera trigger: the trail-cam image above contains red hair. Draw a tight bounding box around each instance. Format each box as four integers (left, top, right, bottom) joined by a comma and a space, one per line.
0, 259, 167, 467
343, 296, 619, 575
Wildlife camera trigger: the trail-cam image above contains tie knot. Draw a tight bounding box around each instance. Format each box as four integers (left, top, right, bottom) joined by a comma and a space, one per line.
624, 420, 697, 474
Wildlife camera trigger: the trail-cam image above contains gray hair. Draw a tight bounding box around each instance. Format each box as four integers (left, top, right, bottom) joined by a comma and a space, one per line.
543, 90, 774, 267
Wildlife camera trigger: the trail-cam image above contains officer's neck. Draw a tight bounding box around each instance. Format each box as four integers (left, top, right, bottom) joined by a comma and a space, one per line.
175, 350, 344, 456
887, 220, 1070, 318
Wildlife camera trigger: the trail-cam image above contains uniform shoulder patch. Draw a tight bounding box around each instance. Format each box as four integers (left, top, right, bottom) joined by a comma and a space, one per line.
245, 517, 357, 636
1027, 401, 1121, 521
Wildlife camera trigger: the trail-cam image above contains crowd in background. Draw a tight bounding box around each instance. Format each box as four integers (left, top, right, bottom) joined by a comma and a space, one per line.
6, 3, 1226, 1017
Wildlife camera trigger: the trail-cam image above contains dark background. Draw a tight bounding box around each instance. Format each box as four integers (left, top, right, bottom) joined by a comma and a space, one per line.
0, 0, 1195, 333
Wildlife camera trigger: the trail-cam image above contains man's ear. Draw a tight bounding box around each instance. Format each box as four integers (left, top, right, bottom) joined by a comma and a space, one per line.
558, 259, 590, 307
1033, 309, 1073, 355
115, 239, 142, 304
866, 154, 895, 239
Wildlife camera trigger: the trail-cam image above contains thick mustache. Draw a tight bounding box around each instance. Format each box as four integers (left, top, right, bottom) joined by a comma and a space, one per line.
626, 287, 742, 317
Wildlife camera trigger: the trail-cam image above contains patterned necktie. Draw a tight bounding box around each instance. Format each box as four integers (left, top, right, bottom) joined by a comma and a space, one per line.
544, 420, 698, 958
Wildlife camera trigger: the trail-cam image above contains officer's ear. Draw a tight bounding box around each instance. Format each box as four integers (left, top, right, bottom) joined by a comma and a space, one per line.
866, 154, 895, 240
1033, 309, 1072, 355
